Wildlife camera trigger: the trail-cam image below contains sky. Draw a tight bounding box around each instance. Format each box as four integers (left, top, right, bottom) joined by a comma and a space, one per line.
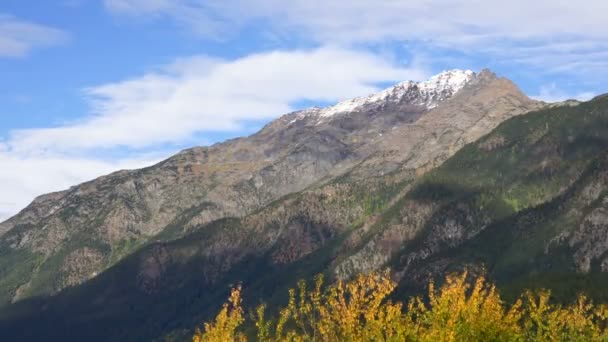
0, 0, 607, 221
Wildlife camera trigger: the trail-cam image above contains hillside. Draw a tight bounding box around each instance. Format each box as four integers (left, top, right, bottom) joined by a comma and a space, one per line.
5, 93, 608, 339
0, 69, 538, 307
388, 94, 608, 299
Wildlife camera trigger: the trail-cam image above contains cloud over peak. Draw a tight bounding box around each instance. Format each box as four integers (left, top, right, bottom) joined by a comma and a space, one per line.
8, 46, 426, 154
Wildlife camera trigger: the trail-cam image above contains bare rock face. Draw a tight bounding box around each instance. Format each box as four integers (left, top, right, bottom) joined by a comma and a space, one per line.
0, 69, 541, 304
136, 244, 171, 294
571, 197, 608, 273
60, 247, 104, 288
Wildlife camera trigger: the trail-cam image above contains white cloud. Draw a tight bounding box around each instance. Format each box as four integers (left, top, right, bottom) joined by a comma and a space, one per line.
532, 83, 596, 103
0, 13, 68, 57
8, 46, 427, 153
103, 0, 608, 77
0, 153, 160, 222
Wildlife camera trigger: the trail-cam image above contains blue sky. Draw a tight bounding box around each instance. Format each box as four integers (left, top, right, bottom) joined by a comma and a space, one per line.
0, 0, 606, 220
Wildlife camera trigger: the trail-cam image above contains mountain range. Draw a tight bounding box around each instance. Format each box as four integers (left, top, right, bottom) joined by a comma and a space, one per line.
2, 69, 607, 341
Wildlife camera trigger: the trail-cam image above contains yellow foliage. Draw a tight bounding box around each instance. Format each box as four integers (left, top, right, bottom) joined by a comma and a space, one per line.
412, 272, 523, 341
193, 286, 246, 342
263, 272, 407, 341
194, 272, 608, 341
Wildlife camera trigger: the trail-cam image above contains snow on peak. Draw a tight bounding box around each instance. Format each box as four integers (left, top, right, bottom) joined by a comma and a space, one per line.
318, 69, 475, 118
418, 69, 475, 96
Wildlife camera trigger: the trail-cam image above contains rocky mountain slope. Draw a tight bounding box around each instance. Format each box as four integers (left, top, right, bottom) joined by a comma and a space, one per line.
0, 69, 539, 307
388, 94, 608, 298
0, 69, 548, 341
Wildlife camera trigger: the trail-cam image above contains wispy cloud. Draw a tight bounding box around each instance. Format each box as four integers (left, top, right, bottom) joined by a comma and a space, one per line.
103, 0, 608, 79
0, 13, 68, 57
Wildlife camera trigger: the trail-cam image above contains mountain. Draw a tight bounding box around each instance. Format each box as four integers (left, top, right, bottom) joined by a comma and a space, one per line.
0, 69, 546, 340
0, 69, 538, 307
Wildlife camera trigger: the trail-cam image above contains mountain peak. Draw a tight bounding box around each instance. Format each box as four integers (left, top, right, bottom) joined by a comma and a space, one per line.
298, 69, 477, 122
417, 69, 475, 93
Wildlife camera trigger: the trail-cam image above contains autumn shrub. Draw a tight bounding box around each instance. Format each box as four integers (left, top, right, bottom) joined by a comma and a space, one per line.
194, 272, 608, 341
193, 286, 246, 342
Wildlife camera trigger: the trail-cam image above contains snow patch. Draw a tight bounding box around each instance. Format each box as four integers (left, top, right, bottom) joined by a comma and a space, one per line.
319, 69, 474, 118
285, 69, 475, 126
